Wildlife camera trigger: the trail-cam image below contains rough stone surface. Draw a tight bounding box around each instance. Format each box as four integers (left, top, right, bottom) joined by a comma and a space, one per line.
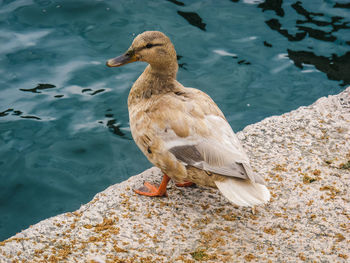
1, 87, 349, 263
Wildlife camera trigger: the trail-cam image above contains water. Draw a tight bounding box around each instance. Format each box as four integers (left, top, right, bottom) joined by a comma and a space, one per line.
0, 0, 349, 240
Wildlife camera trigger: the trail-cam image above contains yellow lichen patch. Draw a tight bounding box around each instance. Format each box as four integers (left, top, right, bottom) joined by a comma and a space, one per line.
199, 216, 211, 224
122, 212, 132, 219
334, 233, 345, 242
48, 242, 73, 262
94, 218, 115, 232
263, 227, 276, 235
190, 249, 209, 261
273, 164, 287, 172
306, 200, 314, 206
339, 161, 350, 169
176, 255, 195, 263
221, 214, 237, 221
298, 252, 306, 261
324, 159, 333, 165
223, 226, 234, 233
181, 223, 190, 229
250, 214, 258, 220
88, 236, 99, 242
302, 175, 317, 184
243, 253, 256, 262
312, 169, 321, 176
56, 243, 72, 258
201, 204, 210, 210
338, 254, 348, 259
339, 223, 348, 230
273, 212, 282, 217
268, 172, 284, 182
271, 192, 277, 198
267, 246, 275, 254
72, 211, 82, 217
319, 185, 341, 196
113, 245, 127, 253
48, 255, 59, 263
90, 197, 100, 205
34, 249, 43, 255
0, 237, 29, 247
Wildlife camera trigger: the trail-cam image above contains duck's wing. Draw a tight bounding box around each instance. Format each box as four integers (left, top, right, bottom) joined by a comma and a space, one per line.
150, 88, 265, 184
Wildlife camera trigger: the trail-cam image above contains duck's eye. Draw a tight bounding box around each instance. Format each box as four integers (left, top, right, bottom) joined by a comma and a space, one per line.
146, 43, 153, 49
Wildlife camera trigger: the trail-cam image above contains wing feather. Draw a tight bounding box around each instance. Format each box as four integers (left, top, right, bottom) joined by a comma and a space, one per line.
148, 88, 265, 184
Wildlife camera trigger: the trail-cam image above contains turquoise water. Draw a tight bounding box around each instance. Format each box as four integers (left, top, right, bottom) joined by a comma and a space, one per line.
0, 0, 349, 240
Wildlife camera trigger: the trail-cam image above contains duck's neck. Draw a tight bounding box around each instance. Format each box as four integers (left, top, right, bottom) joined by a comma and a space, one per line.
129, 62, 179, 101
145, 61, 178, 82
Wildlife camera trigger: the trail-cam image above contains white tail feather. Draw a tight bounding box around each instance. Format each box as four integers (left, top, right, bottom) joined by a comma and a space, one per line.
215, 178, 270, 207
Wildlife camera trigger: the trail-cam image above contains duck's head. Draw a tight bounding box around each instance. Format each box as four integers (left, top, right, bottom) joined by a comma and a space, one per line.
106, 31, 177, 72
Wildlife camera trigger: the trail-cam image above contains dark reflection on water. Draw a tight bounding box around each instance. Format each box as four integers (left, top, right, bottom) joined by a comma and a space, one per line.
263, 41, 273, 47
12, 110, 23, 116
293, 2, 350, 34
0, 109, 41, 120
266, 19, 307, 41
260, 0, 350, 87
258, 0, 284, 17
82, 88, 92, 93
0, 109, 14, 117
20, 83, 56, 93
167, 0, 185, 6
103, 108, 131, 139
288, 50, 350, 86
0, 0, 349, 241
334, 2, 350, 9
177, 55, 187, 69
90, 89, 105, 96
106, 119, 127, 138
237, 59, 251, 65
292, 1, 324, 18
20, 115, 41, 120
297, 25, 336, 42
265, 1, 350, 46
177, 11, 206, 31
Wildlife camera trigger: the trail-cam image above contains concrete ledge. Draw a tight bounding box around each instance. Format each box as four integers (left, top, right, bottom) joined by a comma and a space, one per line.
1, 87, 349, 262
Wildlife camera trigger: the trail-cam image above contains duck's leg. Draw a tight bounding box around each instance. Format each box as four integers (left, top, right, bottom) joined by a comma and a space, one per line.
134, 174, 170, 197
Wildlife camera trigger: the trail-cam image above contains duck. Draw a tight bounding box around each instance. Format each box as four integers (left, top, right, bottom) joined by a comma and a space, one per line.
106, 31, 270, 207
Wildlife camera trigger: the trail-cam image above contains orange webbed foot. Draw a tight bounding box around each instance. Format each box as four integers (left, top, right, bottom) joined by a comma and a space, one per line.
175, 181, 195, 187
134, 182, 168, 197
134, 174, 170, 197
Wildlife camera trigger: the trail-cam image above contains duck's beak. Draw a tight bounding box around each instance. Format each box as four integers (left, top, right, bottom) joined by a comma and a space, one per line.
106, 51, 137, 67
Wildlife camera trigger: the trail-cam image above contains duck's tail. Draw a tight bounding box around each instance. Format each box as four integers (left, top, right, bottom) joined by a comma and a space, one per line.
214, 178, 270, 207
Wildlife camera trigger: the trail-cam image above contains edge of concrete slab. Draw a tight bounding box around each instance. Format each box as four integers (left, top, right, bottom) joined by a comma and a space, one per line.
1, 87, 349, 262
